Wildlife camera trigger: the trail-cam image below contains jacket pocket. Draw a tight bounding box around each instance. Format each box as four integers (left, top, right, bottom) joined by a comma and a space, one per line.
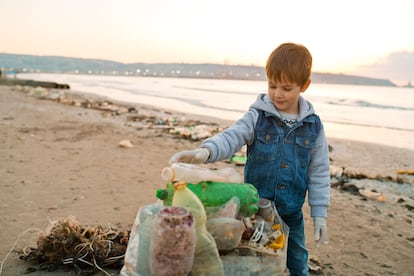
253, 130, 280, 161
295, 136, 315, 167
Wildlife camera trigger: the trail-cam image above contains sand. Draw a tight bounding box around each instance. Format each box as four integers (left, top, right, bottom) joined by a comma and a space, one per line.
0, 84, 413, 275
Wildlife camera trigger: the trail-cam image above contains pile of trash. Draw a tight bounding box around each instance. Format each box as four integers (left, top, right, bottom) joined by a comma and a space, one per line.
121, 164, 290, 275
18, 164, 289, 275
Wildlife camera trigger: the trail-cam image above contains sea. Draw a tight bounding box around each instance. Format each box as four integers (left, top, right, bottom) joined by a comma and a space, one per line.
17, 73, 414, 151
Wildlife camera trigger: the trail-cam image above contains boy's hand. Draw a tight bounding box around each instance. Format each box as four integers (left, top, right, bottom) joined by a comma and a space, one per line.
169, 148, 210, 165
313, 217, 327, 248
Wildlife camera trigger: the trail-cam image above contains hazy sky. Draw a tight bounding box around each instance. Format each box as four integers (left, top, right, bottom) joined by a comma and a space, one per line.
1, 0, 413, 83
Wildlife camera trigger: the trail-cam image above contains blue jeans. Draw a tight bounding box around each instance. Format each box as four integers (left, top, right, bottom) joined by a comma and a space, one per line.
280, 210, 308, 276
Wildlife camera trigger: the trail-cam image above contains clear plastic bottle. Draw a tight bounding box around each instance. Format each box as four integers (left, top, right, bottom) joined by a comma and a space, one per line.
150, 206, 196, 276
161, 163, 242, 183
172, 181, 225, 276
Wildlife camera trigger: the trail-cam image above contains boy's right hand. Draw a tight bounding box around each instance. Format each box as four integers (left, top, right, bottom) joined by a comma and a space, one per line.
168, 148, 210, 165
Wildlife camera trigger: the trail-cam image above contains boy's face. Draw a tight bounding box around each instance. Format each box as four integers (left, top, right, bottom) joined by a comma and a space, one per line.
267, 79, 310, 114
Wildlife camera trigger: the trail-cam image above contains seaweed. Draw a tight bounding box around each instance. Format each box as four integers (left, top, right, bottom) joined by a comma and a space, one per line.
20, 216, 129, 275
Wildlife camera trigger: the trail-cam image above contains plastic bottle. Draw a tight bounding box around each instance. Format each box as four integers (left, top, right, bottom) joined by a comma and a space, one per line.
156, 181, 259, 217
172, 181, 225, 276
257, 198, 275, 223
161, 163, 242, 183
150, 206, 196, 276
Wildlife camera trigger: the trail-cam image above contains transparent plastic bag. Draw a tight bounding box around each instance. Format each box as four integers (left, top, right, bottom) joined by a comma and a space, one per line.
220, 199, 290, 275
121, 196, 288, 275
120, 202, 163, 276
206, 217, 245, 251
121, 203, 198, 276
221, 255, 289, 276
205, 196, 240, 219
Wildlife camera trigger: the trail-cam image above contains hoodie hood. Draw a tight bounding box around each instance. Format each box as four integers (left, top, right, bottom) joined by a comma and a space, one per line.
250, 93, 315, 122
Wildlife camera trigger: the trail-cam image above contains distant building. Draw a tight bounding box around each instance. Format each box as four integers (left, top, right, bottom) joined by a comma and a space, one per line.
403, 81, 413, 88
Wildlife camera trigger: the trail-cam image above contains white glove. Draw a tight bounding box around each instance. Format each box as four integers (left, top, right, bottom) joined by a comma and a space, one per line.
313, 217, 328, 248
168, 148, 210, 165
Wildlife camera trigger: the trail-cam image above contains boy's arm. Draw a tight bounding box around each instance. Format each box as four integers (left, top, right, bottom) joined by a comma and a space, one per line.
168, 109, 258, 165
307, 124, 331, 246
201, 109, 258, 163
307, 124, 330, 218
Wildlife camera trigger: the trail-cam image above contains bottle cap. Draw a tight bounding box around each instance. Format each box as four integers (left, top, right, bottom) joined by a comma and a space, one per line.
173, 181, 187, 190
161, 167, 175, 182
258, 198, 271, 208
155, 189, 167, 200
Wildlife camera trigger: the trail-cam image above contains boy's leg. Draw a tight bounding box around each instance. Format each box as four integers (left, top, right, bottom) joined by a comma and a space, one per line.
281, 210, 308, 276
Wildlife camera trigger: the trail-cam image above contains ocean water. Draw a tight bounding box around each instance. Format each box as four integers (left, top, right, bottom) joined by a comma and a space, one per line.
18, 73, 414, 150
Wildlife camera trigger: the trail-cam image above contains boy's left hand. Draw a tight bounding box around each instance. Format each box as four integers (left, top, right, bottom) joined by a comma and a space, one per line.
313, 217, 327, 247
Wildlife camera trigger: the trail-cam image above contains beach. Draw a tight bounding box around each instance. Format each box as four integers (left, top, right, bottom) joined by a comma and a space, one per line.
0, 84, 414, 275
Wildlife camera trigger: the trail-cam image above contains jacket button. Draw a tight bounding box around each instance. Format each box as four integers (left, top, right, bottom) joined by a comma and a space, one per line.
280, 163, 288, 168
305, 138, 310, 145
277, 121, 283, 127
277, 185, 286, 190
266, 134, 270, 141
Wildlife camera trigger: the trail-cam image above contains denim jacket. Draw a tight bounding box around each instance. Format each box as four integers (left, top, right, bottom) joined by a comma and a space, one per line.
202, 94, 330, 218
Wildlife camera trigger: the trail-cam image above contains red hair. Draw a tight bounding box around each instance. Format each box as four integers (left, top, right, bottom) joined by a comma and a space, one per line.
266, 43, 312, 87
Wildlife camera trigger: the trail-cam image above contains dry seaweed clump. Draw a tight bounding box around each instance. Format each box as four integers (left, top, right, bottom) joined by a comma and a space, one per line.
20, 216, 130, 274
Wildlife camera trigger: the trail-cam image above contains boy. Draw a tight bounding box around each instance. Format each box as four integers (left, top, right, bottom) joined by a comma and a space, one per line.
169, 42, 330, 276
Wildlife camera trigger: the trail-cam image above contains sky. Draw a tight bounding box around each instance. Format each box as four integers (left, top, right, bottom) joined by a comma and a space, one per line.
1, 0, 413, 84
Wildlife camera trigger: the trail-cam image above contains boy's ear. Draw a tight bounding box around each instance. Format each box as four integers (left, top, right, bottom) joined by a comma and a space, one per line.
301, 79, 311, 92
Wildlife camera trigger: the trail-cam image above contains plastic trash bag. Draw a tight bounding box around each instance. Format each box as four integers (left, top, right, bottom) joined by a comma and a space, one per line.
120, 203, 163, 276
121, 198, 289, 275
223, 200, 290, 275
206, 217, 245, 251
205, 196, 240, 219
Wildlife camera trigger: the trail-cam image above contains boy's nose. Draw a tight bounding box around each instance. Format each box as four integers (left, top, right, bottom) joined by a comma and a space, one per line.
273, 88, 284, 98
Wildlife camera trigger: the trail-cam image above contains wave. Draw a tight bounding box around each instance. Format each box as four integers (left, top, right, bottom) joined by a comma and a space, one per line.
97, 84, 247, 114
173, 85, 259, 96
175, 85, 414, 112
326, 99, 414, 111
322, 119, 414, 132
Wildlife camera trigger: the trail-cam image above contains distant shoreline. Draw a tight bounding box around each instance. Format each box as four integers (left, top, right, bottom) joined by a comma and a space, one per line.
0, 53, 402, 87
23, 71, 409, 88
